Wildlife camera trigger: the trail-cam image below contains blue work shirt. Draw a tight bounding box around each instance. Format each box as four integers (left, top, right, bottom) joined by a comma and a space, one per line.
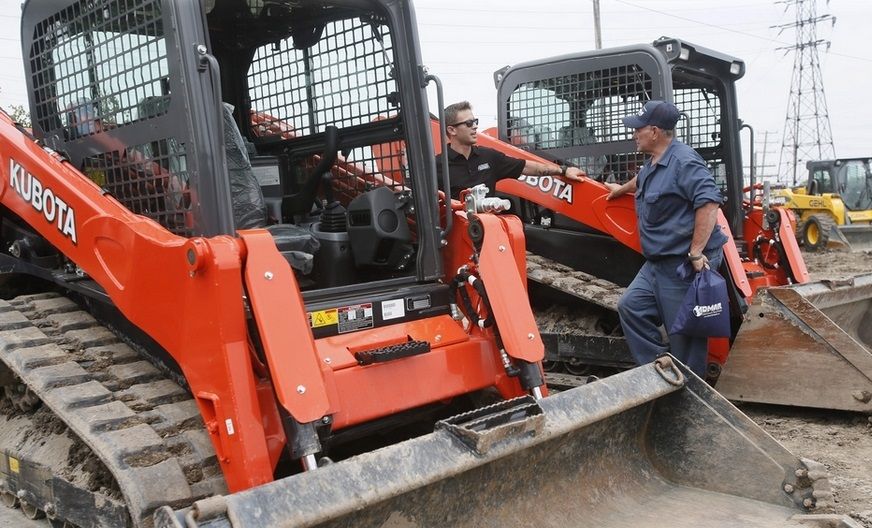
635, 140, 728, 259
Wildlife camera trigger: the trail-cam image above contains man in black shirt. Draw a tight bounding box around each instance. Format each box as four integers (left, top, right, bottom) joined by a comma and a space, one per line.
437, 101, 585, 199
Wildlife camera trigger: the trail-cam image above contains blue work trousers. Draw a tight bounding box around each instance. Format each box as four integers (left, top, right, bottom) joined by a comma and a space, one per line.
616, 249, 724, 377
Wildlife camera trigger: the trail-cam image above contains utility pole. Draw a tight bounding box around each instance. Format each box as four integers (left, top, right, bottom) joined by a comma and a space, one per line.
759, 130, 771, 182
774, 0, 836, 186
593, 0, 602, 49
756, 130, 779, 184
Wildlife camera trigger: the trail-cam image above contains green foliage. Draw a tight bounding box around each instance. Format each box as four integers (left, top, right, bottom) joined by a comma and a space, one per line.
99, 96, 123, 125
6, 104, 31, 128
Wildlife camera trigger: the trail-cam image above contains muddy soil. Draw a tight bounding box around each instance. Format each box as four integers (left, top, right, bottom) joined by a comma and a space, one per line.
748, 248, 872, 526
799, 249, 872, 281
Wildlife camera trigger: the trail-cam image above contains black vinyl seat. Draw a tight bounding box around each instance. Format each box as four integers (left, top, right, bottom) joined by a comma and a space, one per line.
220, 103, 319, 273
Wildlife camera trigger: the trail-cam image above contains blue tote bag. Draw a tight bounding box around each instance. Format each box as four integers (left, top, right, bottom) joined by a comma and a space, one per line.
669, 263, 731, 338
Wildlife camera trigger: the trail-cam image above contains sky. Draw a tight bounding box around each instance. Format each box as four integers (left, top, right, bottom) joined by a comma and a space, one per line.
1, 0, 869, 182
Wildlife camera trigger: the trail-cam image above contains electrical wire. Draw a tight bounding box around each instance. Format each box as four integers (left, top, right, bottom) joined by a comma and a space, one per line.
610, 0, 872, 63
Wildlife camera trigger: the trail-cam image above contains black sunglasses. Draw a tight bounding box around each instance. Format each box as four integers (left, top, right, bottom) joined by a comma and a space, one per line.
449, 118, 479, 128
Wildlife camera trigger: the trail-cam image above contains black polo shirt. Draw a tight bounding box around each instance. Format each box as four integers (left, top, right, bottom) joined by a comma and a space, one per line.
436, 144, 526, 199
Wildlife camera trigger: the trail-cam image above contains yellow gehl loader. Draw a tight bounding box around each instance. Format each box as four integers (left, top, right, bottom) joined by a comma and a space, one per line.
774, 158, 872, 251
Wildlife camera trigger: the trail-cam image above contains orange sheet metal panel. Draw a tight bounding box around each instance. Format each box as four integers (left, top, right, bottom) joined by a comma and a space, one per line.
239, 229, 330, 424
716, 210, 753, 299
315, 314, 470, 370
327, 336, 511, 429
475, 213, 543, 363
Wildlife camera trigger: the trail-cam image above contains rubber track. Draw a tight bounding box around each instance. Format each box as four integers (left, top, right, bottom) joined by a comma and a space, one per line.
527, 252, 626, 339
0, 293, 227, 527
543, 372, 596, 391
526, 253, 625, 311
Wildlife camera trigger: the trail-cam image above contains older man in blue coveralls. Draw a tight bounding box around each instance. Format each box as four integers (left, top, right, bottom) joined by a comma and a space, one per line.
605, 100, 728, 377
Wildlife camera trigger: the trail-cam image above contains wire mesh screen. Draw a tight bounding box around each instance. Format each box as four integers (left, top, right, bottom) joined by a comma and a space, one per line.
29, 0, 169, 137
290, 143, 410, 206
672, 83, 726, 191
673, 87, 722, 150
507, 65, 653, 151
707, 157, 728, 193
567, 152, 648, 185
247, 17, 398, 137
82, 139, 191, 236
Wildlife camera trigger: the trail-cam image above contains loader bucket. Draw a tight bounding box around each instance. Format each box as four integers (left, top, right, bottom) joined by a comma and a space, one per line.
836, 224, 872, 252
154, 357, 860, 528
717, 273, 872, 412
824, 224, 853, 250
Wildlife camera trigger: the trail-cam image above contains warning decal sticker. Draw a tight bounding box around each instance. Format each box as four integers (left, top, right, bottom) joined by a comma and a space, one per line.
338, 303, 374, 333
309, 308, 339, 328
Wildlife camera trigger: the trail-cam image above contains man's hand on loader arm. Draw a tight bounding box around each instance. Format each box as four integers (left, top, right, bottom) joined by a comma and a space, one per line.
562, 166, 587, 182
605, 176, 637, 201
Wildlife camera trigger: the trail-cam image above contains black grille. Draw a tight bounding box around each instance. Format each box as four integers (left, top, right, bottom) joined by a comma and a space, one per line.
27, 0, 191, 234
248, 17, 398, 136
83, 139, 191, 236
505, 63, 729, 186
507, 65, 653, 151
29, 0, 169, 137
672, 80, 726, 191
673, 86, 722, 150
506, 64, 654, 183
247, 16, 410, 202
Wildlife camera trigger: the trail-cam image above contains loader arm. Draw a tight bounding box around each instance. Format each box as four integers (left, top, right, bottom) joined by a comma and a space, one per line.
472, 213, 544, 364
439, 202, 547, 397
428, 118, 642, 251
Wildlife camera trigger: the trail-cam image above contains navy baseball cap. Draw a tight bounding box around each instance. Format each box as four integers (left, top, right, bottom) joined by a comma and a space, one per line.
622, 100, 680, 130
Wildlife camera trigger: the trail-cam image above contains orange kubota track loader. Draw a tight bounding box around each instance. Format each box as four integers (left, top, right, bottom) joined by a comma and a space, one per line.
0, 4, 862, 528
482, 37, 872, 412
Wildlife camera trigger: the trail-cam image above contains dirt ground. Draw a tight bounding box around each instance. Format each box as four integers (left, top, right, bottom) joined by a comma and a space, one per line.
747, 248, 872, 526
798, 249, 872, 282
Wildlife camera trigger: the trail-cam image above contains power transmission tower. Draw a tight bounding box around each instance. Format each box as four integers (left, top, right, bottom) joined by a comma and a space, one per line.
774, 0, 836, 186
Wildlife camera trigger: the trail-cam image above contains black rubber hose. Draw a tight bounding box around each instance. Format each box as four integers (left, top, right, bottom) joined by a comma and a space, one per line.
450, 271, 479, 327
449, 271, 496, 328
753, 236, 787, 271
469, 276, 495, 328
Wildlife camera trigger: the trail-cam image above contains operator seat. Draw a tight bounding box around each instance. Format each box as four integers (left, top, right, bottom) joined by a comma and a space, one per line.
220, 103, 320, 273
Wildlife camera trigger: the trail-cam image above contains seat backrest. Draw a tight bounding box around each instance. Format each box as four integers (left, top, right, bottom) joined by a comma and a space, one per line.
558, 126, 598, 147
222, 103, 267, 229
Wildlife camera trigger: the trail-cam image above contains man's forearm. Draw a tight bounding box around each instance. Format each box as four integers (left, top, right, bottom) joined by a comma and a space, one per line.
689, 202, 720, 255
522, 160, 585, 181
523, 160, 562, 176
